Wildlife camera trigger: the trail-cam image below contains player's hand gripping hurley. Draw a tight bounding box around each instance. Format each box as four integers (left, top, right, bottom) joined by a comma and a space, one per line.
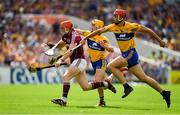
44, 40, 62, 56
28, 44, 82, 73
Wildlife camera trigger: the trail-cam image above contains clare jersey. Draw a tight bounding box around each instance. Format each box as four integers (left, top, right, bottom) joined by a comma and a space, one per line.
104, 21, 141, 52
82, 30, 110, 62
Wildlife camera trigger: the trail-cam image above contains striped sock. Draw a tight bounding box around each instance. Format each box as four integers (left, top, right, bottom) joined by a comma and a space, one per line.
62, 82, 70, 98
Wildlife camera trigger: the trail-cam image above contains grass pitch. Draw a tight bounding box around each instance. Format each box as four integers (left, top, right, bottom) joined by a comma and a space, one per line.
0, 84, 180, 114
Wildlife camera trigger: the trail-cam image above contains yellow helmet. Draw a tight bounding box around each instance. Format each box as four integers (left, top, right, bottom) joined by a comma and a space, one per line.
91, 19, 104, 28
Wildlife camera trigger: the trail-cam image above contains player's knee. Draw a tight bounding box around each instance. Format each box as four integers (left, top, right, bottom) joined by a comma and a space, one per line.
62, 75, 70, 82
81, 83, 91, 91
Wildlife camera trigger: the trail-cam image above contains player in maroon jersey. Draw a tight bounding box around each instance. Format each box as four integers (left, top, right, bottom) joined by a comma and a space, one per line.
51, 20, 116, 106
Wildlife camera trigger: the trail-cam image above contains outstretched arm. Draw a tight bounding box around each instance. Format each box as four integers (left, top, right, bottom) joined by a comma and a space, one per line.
80, 27, 109, 44
138, 26, 167, 47
75, 28, 86, 35
46, 40, 66, 50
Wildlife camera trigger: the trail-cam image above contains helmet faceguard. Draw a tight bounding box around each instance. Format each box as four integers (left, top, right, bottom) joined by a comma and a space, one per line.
60, 20, 73, 34
113, 9, 126, 25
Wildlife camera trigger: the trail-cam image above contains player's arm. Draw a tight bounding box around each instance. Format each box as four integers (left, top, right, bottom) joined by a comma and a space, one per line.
55, 43, 76, 67
99, 40, 114, 52
46, 42, 54, 48
138, 25, 167, 47
75, 28, 86, 36
46, 40, 66, 50
57, 40, 66, 49
80, 27, 109, 44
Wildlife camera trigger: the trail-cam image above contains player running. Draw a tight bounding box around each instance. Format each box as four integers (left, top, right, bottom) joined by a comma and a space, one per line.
75, 19, 114, 106
80, 9, 171, 108
76, 19, 133, 106
51, 20, 116, 106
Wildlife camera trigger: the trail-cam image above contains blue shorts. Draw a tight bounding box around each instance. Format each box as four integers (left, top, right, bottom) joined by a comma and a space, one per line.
91, 59, 107, 72
122, 48, 139, 68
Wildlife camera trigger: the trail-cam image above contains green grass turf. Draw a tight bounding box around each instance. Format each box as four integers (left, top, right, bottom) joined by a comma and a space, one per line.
0, 84, 180, 114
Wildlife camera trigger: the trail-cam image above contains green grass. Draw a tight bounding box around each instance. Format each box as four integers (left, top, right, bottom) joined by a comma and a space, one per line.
0, 84, 180, 114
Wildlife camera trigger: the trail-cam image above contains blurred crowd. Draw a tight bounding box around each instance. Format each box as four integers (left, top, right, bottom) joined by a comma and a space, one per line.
147, 50, 180, 70
0, 0, 180, 70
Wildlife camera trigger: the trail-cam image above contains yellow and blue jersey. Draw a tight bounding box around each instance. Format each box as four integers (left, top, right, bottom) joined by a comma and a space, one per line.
104, 21, 142, 68
82, 30, 110, 62
104, 21, 141, 52
81, 30, 110, 71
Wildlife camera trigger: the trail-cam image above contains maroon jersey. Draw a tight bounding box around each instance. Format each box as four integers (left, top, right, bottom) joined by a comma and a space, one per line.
62, 29, 85, 63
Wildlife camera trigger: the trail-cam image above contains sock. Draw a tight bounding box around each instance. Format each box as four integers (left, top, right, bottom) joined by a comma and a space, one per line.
123, 83, 130, 90
100, 96, 104, 102
91, 82, 105, 89
62, 82, 70, 98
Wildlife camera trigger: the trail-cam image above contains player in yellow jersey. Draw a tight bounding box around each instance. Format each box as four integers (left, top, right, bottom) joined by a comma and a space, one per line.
76, 19, 114, 106
76, 19, 133, 106
80, 9, 171, 108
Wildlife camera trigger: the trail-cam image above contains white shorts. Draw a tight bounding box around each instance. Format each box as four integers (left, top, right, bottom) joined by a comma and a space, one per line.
71, 58, 87, 72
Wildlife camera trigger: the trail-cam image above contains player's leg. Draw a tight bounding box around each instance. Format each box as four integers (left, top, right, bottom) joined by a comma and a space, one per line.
129, 64, 163, 92
107, 74, 114, 83
75, 71, 92, 91
92, 59, 107, 106
108, 56, 127, 84
107, 56, 133, 98
94, 69, 106, 106
107, 67, 128, 83
73, 59, 99, 91
76, 71, 116, 93
51, 61, 81, 106
129, 64, 171, 108
61, 66, 80, 101
107, 51, 132, 83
